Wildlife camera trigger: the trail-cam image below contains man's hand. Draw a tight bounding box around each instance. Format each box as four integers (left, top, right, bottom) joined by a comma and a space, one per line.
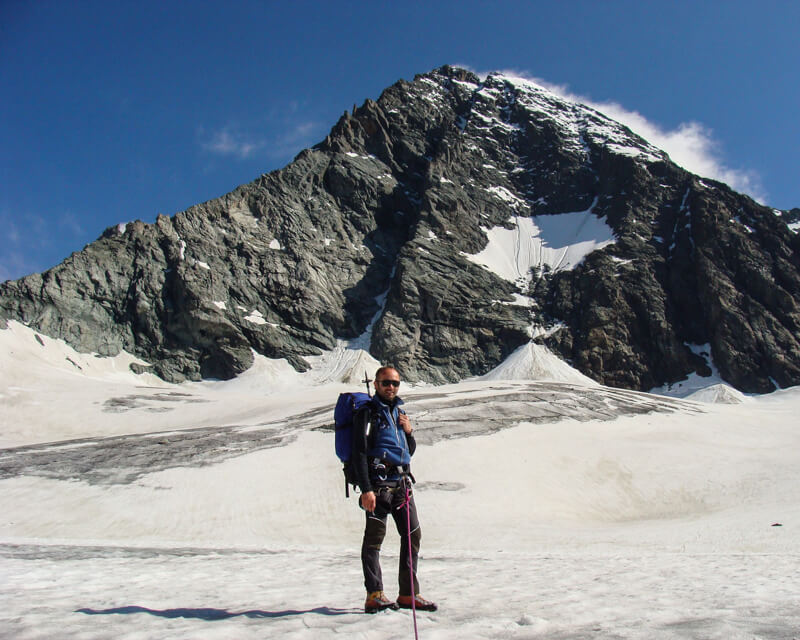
398, 412, 412, 434
361, 491, 376, 513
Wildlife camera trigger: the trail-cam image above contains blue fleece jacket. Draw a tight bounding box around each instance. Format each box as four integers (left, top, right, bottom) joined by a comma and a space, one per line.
366, 395, 411, 466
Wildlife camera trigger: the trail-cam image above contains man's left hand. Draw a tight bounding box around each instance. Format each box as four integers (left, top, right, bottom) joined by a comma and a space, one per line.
398, 412, 412, 434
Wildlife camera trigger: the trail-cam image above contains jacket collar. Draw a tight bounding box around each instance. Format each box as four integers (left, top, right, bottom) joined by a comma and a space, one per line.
372, 394, 404, 410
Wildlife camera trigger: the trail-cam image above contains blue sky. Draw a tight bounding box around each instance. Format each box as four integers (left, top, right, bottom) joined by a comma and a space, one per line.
2, 0, 798, 282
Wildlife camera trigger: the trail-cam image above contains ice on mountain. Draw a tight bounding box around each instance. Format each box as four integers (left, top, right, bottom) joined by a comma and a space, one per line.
686, 384, 747, 404
650, 343, 727, 398
418, 76, 441, 89
344, 152, 377, 161
483, 72, 664, 164
607, 144, 650, 158
470, 110, 521, 134
450, 76, 480, 89
244, 310, 267, 325
302, 343, 381, 385
485, 185, 527, 209
475, 341, 597, 385
465, 200, 614, 284
530, 322, 567, 339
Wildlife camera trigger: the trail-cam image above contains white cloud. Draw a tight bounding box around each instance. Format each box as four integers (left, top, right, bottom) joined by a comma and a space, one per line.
566, 95, 765, 202
58, 212, 86, 237
0, 216, 38, 281
270, 121, 320, 158
463, 67, 765, 203
0, 251, 38, 283
199, 118, 322, 163
6, 219, 21, 245
0, 209, 72, 281
201, 126, 263, 159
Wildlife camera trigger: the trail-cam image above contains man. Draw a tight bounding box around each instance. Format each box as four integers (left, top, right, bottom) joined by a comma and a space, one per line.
352, 365, 438, 614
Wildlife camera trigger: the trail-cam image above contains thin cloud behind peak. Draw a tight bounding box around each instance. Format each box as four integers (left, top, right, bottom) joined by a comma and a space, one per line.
495, 69, 766, 203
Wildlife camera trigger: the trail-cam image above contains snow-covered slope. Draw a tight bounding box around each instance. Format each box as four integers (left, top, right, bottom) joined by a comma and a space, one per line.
475, 341, 597, 385
0, 322, 379, 446
2, 322, 800, 638
686, 383, 748, 404
463, 198, 614, 287
474, 71, 666, 166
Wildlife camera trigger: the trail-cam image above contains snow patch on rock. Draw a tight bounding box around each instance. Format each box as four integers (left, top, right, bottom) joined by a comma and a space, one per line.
465, 199, 614, 286
686, 384, 748, 404
474, 341, 597, 385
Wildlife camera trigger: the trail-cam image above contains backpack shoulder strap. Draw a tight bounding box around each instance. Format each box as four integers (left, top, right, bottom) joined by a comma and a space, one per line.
355, 403, 380, 449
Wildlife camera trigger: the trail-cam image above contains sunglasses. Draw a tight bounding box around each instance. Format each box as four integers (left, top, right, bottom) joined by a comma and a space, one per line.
378, 379, 400, 388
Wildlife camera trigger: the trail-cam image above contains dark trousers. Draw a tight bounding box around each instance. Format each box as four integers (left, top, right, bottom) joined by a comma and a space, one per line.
361, 482, 421, 596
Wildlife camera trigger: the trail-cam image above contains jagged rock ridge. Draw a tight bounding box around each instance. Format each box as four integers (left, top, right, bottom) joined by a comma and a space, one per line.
1, 66, 799, 392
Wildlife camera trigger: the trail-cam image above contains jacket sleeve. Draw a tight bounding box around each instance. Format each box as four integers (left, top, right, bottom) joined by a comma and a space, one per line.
407, 430, 416, 457
352, 407, 373, 493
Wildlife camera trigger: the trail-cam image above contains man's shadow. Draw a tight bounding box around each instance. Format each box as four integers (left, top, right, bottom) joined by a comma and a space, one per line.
76, 605, 361, 620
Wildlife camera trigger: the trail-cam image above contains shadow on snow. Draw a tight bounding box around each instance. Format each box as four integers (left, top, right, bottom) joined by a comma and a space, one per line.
75, 605, 360, 620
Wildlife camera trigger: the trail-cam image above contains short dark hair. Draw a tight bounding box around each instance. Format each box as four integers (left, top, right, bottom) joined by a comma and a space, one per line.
375, 366, 399, 380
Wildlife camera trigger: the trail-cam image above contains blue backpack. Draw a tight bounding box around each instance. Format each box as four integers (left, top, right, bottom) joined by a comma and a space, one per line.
334, 392, 374, 497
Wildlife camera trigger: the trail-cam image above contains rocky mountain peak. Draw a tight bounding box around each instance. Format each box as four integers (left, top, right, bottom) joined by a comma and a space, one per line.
2, 66, 799, 393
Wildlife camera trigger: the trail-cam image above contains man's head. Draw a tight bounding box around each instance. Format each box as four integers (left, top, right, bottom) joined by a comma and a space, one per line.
374, 366, 401, 403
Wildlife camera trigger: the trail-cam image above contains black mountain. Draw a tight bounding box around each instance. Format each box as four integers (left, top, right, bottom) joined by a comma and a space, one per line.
2, 66, 799, 392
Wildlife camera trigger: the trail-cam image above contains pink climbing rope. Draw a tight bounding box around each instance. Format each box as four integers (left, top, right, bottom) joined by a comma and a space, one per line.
404, 478, 419, 640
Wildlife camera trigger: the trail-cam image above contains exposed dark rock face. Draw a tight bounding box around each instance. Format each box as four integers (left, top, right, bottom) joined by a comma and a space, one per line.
1, 66, 799, 392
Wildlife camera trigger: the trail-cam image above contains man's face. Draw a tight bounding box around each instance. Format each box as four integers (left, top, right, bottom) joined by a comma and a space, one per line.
374, 368, 401, 403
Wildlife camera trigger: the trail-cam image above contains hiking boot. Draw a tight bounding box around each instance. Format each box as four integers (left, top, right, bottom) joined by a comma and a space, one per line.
364, 591, 399, 614
396, 594, 438, 611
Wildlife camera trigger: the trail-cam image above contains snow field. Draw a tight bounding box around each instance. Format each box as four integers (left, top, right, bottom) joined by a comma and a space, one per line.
2, 545, 799, 639
2, 321, 800, 638
463, 202, 614, 287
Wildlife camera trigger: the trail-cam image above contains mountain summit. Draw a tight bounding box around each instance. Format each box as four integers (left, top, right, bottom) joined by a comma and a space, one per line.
2, 66, 799, 392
